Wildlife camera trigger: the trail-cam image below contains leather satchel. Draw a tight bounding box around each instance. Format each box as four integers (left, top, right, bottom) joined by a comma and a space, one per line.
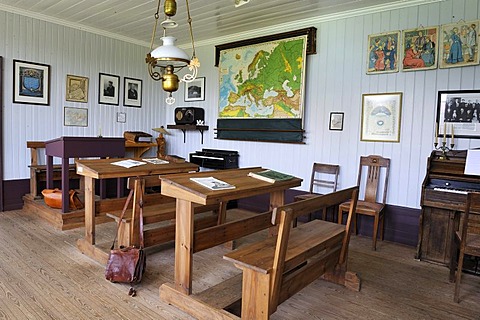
42, 188, 84, 210
105, 188, 146, 294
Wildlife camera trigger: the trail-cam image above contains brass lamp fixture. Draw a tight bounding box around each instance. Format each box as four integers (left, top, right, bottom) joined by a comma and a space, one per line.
146, 0, 200, 105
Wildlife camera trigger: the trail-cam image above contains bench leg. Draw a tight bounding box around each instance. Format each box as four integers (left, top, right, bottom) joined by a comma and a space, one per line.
241, 269, 271, 319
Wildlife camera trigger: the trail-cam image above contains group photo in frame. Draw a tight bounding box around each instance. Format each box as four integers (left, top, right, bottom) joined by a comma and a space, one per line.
98, 73, 120, 105
66, 74, 88, 103
184, 77, 205, 102
366, 31, 400, 74
13, 59, 50, 105
436, 90, 480, 139
402, 26, 439, 71
361, 92, 403, 142
64, 107, 88, 127
124, 77, 142, 108
329, 112, 344, 131
439, 20, 480, 69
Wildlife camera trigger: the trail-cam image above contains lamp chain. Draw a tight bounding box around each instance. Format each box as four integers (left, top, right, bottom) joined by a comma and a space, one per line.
185, 0, 196, 59
149, 0, 162, 51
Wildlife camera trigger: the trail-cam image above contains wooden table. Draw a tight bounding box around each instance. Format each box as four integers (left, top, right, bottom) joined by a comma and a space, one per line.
75, 158, 199, 263
45, 136, 125, 212
159, 167, 302, 297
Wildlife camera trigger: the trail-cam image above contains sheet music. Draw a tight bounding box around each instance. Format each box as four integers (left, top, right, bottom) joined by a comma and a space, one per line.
464, 149, 480, 176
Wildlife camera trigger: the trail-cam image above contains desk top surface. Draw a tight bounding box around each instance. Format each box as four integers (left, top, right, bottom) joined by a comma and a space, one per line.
76, 158, 199, 179
161, 167, 302, 205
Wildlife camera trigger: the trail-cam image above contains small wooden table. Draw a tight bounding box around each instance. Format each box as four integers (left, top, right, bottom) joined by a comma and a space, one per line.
159, 168, 302, 297
125, 141, 158, 158
45, 136, 125, 213
75, 158, 199, 263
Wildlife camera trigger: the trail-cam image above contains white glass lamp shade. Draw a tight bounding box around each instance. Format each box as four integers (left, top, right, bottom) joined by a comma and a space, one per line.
150, 36, 190, 68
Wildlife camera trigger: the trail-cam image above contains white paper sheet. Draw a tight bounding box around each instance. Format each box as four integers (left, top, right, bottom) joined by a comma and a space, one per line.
464, 149, 480, 176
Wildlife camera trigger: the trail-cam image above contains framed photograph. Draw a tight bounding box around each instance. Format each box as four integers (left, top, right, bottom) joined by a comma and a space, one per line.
117, 112, 126, 123
66, 74, 88, 103
184, 77, 205, 102
366, 31, 401, 74
436, 90, 480, 139
98, 73, 119, 105
402, 26, 439, 71
361, 92, 403, 142
13, 60, 50, 105
439, 20, 480, 69
329, 112, 344, 131
124, 77, 142, 108
64, 107, 88, 127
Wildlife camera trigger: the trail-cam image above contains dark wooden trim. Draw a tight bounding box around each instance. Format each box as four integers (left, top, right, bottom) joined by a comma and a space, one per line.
214, 27, 317, 67
0, 56, 4, 211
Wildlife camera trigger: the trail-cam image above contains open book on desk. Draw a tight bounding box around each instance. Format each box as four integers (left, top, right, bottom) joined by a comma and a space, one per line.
248, 169, 294, 183
190, 177, 235, 190
111, 159, 146, 168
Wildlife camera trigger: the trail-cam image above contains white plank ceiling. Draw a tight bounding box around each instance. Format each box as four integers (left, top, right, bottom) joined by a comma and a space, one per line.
0, 0, 437, 48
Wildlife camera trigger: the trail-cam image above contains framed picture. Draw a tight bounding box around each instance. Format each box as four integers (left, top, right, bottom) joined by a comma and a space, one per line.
439, 20, 480, 69
124, 77, 142, 108
184, 77, 205, 102
13, 60, 50, 105
436, 90, 480, 139
66, 74, 88, 103
329, 112, 344, 131
361, 92, 403, 142
98, 73, 120, 105
402, 26, 439, 71
117, 112, 126, 123
64, 107, 88, 127
366, 31, 401, 74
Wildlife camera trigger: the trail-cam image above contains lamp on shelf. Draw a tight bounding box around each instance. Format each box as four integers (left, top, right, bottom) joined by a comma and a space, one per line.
153, 126, 170, 158
145, 0, 200, 105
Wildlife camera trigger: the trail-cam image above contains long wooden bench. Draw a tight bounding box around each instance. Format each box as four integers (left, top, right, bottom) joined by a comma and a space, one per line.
26, 141, 80, 199
223, 186, 360, 319
107, 175, 223, 248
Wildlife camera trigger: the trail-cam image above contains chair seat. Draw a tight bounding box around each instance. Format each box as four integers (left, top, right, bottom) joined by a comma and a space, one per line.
455, 231, 480, 256
339, 200, 384, 216
294, 193, 323, 201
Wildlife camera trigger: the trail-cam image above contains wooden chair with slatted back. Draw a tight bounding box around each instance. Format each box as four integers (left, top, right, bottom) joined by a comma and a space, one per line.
294, 163, 340, 223
449, 192, 480, 303
338, 155, 390, 250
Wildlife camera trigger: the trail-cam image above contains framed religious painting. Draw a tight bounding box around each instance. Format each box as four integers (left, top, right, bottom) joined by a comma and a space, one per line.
98, 73, 120, 105
13, 60, 50, 105
402, 26, 439, 71
66, 74, 88, 103
184, 77, 205, 102
124, 77, 142, 108
366, 31, 401, 74
436, 90, 480, 139
361, 92, 403, 142
439, 20, 480, 69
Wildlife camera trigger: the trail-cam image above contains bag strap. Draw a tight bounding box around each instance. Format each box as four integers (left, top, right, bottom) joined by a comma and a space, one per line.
137, 179, 145, 249
110, 188, 134, 250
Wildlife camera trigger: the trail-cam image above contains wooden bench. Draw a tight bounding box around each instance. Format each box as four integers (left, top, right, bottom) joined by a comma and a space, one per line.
106, 175, 223, 248
223, 186, 360, 319
27, 141, 80, 199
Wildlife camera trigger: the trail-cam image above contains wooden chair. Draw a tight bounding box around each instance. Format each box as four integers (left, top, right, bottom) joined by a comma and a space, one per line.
294, 163, 340, 223
338, 155, 390, 250
449, 192, 480, 303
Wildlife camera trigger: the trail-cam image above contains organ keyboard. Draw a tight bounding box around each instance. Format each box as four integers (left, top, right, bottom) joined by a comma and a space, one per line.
417, 149, 480, 265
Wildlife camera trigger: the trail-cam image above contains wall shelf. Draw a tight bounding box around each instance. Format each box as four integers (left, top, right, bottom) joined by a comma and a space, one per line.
167, 124, 209, 144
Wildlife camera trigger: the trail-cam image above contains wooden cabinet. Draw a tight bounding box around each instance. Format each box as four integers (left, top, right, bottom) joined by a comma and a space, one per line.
416, 206, 460, 265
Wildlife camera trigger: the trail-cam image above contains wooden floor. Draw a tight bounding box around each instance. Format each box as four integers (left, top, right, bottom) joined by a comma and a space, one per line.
0, 208, 479, 320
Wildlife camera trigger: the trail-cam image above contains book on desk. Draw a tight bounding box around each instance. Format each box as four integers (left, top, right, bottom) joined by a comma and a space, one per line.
248, 169, 294, 183
190, 177, 235, 190
123, 131, 152, 143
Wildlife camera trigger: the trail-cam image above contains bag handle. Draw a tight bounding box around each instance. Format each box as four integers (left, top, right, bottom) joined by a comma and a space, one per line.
110, 188, 134, 250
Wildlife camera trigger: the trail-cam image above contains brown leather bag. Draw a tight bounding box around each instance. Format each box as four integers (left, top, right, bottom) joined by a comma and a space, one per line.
105, 189, 146, 295
41, 189, 84, 210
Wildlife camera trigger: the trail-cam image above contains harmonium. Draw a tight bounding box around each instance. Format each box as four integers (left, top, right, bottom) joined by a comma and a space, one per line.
189, 148, 239, 170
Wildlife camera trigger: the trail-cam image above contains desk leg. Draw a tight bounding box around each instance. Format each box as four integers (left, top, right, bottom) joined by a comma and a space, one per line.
61, 157, 70, 213
175, 199, 195, 295
269, 191, 285, 236
84, 177, 96, 245
46, 155, 53, 189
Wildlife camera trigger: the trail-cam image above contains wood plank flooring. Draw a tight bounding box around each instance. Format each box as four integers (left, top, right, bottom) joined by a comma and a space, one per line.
0, 208, 479, 319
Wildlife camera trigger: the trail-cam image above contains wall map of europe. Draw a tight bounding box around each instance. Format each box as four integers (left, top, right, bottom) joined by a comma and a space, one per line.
218, 35, 307, 119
